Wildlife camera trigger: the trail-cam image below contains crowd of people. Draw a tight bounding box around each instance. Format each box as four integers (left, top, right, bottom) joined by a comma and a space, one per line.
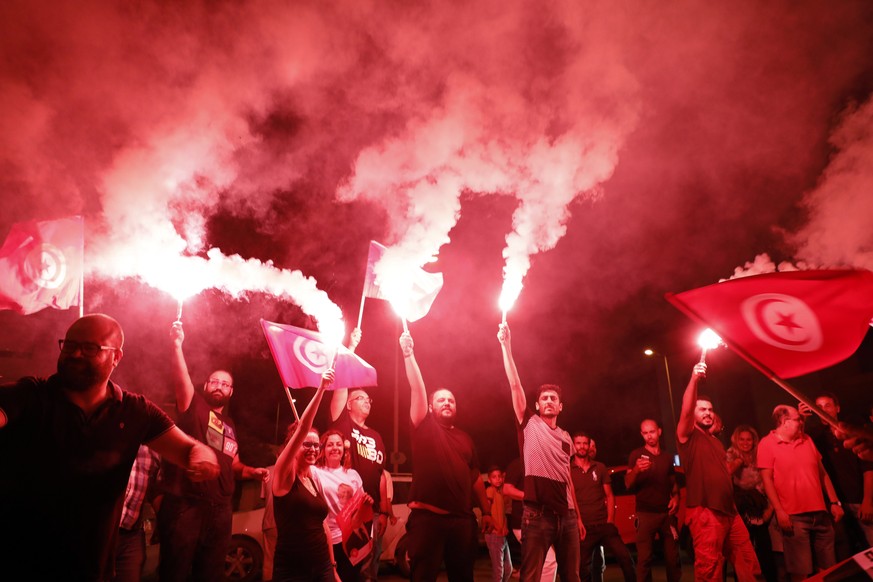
1, 314, 872, 582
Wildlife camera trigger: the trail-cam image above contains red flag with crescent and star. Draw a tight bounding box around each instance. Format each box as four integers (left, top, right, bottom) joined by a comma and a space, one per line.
260, 319, 378, 390
0, 216, 84, 315
666, 269, 873, 379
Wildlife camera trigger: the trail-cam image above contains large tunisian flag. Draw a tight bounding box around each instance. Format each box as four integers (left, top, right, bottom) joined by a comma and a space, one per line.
261, 320, 378, 390
0, 216, 84, 315
666, 269, 873, 379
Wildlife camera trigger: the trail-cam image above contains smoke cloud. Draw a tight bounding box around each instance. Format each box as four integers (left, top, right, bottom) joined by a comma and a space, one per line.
3, 0, 873, 462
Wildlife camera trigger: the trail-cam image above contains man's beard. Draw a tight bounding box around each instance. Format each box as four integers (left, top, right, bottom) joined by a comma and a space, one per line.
204, 390, 230, 408
57, 358, 107, 392
434, 410, 455, 426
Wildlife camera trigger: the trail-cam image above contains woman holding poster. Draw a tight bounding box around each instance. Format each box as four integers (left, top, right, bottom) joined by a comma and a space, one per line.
314, 430, 374, 582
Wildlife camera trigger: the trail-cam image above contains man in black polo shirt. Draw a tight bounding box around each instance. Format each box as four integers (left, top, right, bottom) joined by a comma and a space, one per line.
159, 322, 269, 582
329, 327, 390, 581
625, 419, 680, 582
0, 314, 219, 582
400, 330, 492, 582
571, 433, 635, 582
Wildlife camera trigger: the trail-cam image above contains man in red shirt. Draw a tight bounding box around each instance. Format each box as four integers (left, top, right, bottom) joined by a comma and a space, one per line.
676, 362, 759, 581
758, 405, 843, 581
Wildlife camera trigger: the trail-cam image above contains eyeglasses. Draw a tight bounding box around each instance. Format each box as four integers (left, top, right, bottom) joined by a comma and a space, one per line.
207, 379, 233, 389
58, 339, 118, 357
302, 442, 321, 450
351, 396, 374, 405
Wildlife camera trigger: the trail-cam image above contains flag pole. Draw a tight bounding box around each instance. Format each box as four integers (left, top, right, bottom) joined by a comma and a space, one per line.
357, 291, 366, 330
284, 387, 300, 421
401, 317, 409, 333
79, 215, 85, 318
666, 293, 841, 431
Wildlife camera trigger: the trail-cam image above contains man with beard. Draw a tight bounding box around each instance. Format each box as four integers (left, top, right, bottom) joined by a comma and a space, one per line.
625, 419, 680, 582
400, 330, 492, 582
0, 314, 219, 581
158, 322, 269, 582
676, 362, 759, 581
498, 323, 583, 582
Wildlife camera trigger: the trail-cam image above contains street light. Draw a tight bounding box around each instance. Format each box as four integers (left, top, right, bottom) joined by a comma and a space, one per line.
643, 348, 676, 431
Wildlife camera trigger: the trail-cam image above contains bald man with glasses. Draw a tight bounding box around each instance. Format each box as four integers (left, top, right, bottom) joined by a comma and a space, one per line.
0, 314, 219, 581
759, 405, 843, 581
158, 321, 269, 582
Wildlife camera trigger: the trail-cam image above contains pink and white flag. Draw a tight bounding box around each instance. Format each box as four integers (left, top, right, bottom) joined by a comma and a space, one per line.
260, 319, 378, 389
362, 240, 443, 322
0, 216, 84, 315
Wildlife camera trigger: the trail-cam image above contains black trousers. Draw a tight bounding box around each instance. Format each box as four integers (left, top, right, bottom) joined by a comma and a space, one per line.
406, 509, 478, 582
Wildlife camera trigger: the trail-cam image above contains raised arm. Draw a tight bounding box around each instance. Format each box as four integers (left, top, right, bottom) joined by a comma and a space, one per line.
497, 324, 526, 425
169, 322, 196, 413
400, 331, 427, 427
329, 328, 362, 421
147, 426, 219, 481
273, 369, 335, 496
676, 362, 706, 444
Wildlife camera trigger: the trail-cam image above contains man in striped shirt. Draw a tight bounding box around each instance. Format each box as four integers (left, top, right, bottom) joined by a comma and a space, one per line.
114, 445, 160, 582
498, 324, 583, 582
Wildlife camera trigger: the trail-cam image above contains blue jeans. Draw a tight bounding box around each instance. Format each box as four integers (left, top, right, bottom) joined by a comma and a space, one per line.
486, 533, 513, 582
113, 527, 146, 582
520, 505, 581, 582
783, 511, 835, 577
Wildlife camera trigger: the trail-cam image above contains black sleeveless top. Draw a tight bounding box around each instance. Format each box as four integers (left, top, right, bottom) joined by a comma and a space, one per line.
273, 473, 331, 579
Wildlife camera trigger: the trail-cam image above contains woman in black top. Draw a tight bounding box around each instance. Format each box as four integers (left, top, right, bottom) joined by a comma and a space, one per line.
272, 368, 338, 582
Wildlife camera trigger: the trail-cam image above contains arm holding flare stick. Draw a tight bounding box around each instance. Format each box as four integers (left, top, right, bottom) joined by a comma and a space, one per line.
497, 323, 585, 541
273, 368, 335, 497
329, 327, 362, 422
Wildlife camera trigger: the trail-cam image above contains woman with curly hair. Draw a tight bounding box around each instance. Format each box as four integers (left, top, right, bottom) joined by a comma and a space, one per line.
727, 425, 777, 581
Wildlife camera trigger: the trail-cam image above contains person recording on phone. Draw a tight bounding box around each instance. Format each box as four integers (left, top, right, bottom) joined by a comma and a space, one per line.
625, 419, 681, 582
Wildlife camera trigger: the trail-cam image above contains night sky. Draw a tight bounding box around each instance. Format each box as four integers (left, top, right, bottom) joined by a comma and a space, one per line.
2, 0, 873, 471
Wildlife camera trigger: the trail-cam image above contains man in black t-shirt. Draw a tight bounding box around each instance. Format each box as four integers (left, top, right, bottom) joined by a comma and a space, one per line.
571, 433, 635, 582
329, 327, 390, 581
159, 322, 269, 582
676, 362, 758, 581
801, 392, 873, 559
400, 330, 492, 582
0, 314, 218, 581
625, 419, 680, 582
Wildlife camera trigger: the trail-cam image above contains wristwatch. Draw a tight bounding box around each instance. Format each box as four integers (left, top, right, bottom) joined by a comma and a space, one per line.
830, 500, 842, 507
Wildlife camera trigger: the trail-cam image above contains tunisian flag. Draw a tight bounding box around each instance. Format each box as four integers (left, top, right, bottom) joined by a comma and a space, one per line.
666, 269, 873, 379
0, 216, 84, 315
260, 320, 378, 390
362, 241, 443, 322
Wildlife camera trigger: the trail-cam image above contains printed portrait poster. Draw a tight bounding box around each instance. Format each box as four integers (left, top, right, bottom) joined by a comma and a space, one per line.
336, 488, 374, 566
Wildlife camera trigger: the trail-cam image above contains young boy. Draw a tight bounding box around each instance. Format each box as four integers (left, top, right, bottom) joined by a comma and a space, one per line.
487, 466, 513, 582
